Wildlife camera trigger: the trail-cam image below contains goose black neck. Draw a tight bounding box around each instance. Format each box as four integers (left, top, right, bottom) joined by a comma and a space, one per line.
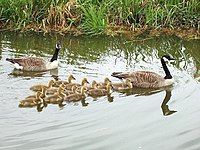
161, 58, 172, 79
50, 48, 60, 62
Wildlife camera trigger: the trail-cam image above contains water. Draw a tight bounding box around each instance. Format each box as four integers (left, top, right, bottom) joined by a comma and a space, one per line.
0, 31, 200, 150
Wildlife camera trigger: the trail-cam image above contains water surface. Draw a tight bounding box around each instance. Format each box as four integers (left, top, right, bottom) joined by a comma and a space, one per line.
0, 31, 200, 150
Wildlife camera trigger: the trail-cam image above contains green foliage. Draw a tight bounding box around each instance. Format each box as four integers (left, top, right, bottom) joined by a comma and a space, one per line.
78, 1, 106, 35
0, 0, 199, 34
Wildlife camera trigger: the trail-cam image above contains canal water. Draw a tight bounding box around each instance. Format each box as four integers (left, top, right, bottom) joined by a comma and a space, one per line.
0, 31, 200, 150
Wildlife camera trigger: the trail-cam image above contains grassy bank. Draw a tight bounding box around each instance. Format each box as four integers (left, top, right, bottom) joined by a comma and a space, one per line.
0, 0, 199, 38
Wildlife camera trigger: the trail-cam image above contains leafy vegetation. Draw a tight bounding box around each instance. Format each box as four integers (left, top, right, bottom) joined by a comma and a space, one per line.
0, 0, 199, 35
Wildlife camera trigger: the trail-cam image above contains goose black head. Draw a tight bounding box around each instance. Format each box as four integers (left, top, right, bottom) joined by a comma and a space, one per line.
55, 42, 62, 50
162, 54, 176, 62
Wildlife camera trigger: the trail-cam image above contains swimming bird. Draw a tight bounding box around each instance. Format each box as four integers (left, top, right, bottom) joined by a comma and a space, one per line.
45, 83, 66, 95
87, 82, 113, 97
64, 86, 88, 102
19, 92, 44, 107
96, 77, 111, 89
30, 79, 55, 92
112, 79, 133, 91
6, 42, 61, 71
64, 78, 89, 91
25, 87, 47, 99
86, 80, 98, 90
111, 54, 176, 88
44, 86, 66, 103
53, 74, 76, 87
63, 85, 78, 95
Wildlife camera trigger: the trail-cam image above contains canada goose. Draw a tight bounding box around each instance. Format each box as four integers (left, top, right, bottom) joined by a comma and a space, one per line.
87, 82, 113, 97
111, 54, 176, 88
19, 92, 44, 107
6, 42, 61, 71
53, 74, 76, 87
30, 79, 55, 91
44, 86, 66, 103
64, 86, 87, 102
112, 79, 133, 91
96, 77, 111, 89
64, 78, 89, 91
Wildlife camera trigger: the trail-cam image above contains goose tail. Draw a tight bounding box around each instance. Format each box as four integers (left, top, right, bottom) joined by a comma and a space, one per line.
6, 58, 15, 64
111, 72, 124, 79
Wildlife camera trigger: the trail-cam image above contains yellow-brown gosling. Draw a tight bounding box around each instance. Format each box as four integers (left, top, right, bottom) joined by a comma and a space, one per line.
87, 82, 113, 97
64, 86, 88, 102
64, 78, 89, 91
45, 83, 65, 95
76, 80, 98, 93
25, 87, 47, 99
63, 85, 78, 95
96, 77, 111, 89
86, 80, 98, 90
44, 86, 66, 104
30, 79, 55, 92
112, 79, 133, 91
19, 92, 44, 107
53, 74, 76, 87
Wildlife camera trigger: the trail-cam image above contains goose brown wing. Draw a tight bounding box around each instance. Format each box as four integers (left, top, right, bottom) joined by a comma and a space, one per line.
112, 71, 164, 88
10, 57, 47, 71
18, 57, 45, 67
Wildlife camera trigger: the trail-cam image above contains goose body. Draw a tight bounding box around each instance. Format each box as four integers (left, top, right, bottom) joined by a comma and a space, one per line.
6, 42, 61, 71
111, 55, 175, 88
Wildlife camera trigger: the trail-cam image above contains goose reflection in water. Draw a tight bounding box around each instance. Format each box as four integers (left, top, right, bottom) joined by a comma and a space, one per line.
116, 86, 177, 116
8, 68, 59, 79
161, 89, 177, 116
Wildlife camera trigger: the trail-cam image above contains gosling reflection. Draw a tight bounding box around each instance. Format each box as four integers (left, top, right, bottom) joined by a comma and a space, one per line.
161, 90, 177, 116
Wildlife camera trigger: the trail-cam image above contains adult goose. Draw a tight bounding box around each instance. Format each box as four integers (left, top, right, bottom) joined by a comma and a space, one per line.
111, 54, 176, 88
6, 42, 61, 71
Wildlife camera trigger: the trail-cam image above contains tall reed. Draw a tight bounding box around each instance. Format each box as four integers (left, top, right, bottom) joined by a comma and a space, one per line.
0, 0, 199, 35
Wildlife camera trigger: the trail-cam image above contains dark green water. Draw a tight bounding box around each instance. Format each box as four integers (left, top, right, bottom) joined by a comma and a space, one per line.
0, 31, 200, 150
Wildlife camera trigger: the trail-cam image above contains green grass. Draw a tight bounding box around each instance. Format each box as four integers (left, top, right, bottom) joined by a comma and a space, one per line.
0, 0, 199, 35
